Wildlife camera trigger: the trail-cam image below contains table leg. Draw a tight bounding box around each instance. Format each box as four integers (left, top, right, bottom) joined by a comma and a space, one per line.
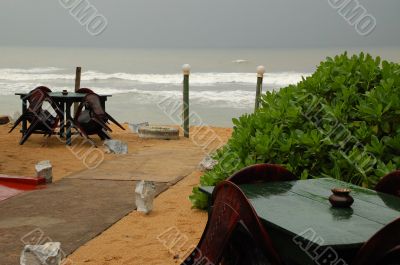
66, 102, 72, 146
59, 101, 65, 138
101, 98, 106, 112
21, 98, 27, 135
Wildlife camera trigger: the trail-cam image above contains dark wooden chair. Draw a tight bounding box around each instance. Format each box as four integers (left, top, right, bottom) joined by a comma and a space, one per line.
352, 217, 400, 265
9, 86, 63, 145
74, 92, 125, 141
227, 163, 297, 185
35, 86, 52, 94
375, 171, 400, 198
76, 88, 94, 94
181, 180, 283, 265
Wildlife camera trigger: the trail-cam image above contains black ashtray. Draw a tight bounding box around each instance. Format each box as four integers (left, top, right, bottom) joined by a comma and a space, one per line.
62, 90, 68, 95
329, 188, 354, 208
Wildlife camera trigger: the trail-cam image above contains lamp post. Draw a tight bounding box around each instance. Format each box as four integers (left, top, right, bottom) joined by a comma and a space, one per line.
254, 65, 265, 111
182, 64, 190, 138
74, 66, 82, 115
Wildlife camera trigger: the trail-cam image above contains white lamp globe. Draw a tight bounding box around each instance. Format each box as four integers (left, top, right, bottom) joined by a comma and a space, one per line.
182, 64, 191, 75
257, 65, 265, 77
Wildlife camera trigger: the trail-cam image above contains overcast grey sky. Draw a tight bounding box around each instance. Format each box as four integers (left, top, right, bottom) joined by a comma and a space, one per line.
0, 0, 398, 48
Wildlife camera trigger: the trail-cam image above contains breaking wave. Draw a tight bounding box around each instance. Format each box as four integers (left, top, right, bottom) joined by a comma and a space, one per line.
0, 67, 309, 87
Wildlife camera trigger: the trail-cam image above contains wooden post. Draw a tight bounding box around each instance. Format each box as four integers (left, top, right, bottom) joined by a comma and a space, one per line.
254, 65, 265, 111
182, 64, 191, 138
74, 66, 81, 115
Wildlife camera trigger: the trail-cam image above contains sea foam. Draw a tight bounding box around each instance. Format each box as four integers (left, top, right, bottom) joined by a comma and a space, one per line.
0, 67, 308, 86
0, 67, 310, 108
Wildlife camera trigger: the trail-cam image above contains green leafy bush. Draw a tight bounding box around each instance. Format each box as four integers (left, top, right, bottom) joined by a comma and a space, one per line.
190, 52, 400, 209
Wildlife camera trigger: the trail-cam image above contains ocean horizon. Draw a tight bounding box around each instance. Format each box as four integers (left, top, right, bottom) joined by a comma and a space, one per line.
1, 46, 399, 126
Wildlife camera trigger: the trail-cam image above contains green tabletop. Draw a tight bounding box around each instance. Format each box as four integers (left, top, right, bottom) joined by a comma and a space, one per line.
200, 178, 400, 264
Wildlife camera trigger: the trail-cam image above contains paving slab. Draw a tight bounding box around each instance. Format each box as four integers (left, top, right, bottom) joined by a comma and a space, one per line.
0, 179, 167, 265
67, 145, 204, 184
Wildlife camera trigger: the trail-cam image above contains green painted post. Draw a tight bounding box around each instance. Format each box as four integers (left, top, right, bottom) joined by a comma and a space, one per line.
254, 65, 265, 111
74, 66, 82, 116
182, 64, 191, 138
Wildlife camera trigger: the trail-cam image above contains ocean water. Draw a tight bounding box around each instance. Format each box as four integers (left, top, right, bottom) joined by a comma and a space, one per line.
0, 46, 399, 126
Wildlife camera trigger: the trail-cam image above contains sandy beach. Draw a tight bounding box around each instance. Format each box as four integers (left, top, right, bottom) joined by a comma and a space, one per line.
0, 121, 232, 264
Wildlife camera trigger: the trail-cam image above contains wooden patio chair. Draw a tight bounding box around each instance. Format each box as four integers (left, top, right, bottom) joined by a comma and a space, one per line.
181, 180, 283, 265
76, 88, 94, 94
9, 86, 63, 145
352, 217, 400, 265
227, 163, 297, 185
74, 92, 125, 142
375, 170, 400, 198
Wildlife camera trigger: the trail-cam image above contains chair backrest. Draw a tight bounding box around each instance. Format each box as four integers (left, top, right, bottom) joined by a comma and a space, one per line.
375, 171, 400, 198
76, 88, 94, 94
352, 217, 400, 265
83, 93, 106, 118
228, 163, 297, 185
181, 181, 283, 265
35, 86, 52, 93
27, 86, 52, 113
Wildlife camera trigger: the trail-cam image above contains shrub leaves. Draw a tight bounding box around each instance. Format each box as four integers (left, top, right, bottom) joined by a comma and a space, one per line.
190, 52, 400, 209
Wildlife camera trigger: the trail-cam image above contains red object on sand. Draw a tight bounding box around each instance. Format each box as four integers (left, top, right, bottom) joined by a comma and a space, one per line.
0, 175, 46, 202
0, 174, 46, 185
